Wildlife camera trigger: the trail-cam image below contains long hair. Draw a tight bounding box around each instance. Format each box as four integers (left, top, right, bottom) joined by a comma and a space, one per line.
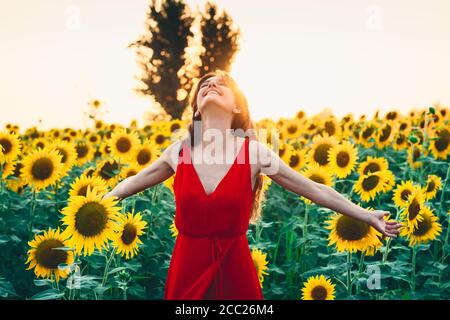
183, 69, 266, 225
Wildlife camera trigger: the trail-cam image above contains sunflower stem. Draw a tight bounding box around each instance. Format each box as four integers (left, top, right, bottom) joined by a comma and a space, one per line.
123, 287, 127, 300
411, 245, 417, 292
439, 163, 450, 211
302, 204, 309, 244
356, 252, 365, 295
439, 214, 450, 288
28, 189, 36, 239
100, 246, 116, 299
346, 251, 352, 296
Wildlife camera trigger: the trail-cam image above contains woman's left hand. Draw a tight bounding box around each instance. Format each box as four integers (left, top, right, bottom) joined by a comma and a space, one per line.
369, 210, 403, 238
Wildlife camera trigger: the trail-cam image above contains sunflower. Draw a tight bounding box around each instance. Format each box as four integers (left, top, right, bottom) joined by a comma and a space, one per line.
168, 119, 185, 134
169, 219, 178, 238
304, 119, 319, 136
132, 138, 161, 170
100, 141, 112, 156
94, 158, 123, 188
281, 119, 303, 140
4, 160, 27, 192
274, 141, 291, 164
429, 127, 450, 160
400, 188, 425, 232
25, 228, 74, 282
251, 248, 269, 288
163, 174, 175, 194
31, 137, 48, 150
358, 122, 378, 148
392, 133, 408, 151
69, 174, 108, 198
81, 166, 97, 178
385, 110, 401, 121
262, 174, 272, 192
375, 121, 397, 149
397, 120, 411, 134
400, 206, 441, 246
307, 134, 339, 168
407, 145, 426, 169
357, 156, 389, 176
74, 140, 94, 166
149, 125, 171, 150
48, 139, 77, 175
392, 180, 420, 208
119, 161, 141, 180
20, 148, 64, 191
301, 275, 336, 300
353, 171, 390, 202
108, 128, 140, 161
382, 170, 396, 193
0, 130, 22, 163
1, 158, 15, 179
112, 210, 147, 259
61, 186, 122, 256
326, 211, 382, 254
322, 116, 342, 139
86, 132, 101, 146
422, 174, 442, 201
287, 148, 307, 171
0, 144, 4, 164
300, 163, 334, 204
327, 140, 358, 178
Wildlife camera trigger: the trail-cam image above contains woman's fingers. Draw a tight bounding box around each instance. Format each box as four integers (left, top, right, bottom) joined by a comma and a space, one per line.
386, 222, 402, 229
384, 231, 398, 238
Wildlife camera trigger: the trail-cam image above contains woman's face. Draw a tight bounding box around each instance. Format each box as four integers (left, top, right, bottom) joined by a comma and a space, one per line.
196, 76, 236, 115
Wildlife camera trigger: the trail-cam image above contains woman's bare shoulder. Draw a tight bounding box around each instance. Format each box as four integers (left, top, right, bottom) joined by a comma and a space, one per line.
248, 139, 279, 171
160, 138, 186, 173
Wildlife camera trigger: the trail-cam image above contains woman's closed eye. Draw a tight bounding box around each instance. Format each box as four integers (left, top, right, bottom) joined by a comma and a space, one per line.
201, 81, 227, 88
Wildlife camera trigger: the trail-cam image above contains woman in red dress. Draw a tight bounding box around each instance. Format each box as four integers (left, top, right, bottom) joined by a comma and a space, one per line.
105, 70, 402, 300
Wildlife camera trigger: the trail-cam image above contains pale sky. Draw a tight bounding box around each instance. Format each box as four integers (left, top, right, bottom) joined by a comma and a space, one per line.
1, 0, 449, 131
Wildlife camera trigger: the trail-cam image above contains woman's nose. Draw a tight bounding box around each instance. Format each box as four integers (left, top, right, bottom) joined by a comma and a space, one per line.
207, 81, 218, 89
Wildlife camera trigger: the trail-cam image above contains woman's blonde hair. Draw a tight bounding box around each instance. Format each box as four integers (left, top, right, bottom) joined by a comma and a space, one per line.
184, 69, 266, 224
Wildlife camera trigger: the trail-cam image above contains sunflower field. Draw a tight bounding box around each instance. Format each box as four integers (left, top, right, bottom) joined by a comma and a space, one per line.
0, 105, 449, 300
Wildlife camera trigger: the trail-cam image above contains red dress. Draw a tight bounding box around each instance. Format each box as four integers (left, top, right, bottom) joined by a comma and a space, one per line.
164, 137, 264, 300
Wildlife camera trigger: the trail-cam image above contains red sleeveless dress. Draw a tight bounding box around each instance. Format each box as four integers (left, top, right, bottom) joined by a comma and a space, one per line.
164, 137, 264, 300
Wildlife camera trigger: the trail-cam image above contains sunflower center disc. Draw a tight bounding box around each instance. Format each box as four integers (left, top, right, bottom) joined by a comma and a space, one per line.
408, 199, 421, 220
435, 129, 450, 152
362, 175, 380, 191
75, 202, 108, 237
363, 163, 380, 175
31, 158, 54, 180
117, 137, 131, 153
35, 239, 67, 269
121, 223, 137, 245
337, 151, 350, 167
0, 139, 12, 154
289, 154, 300, 167
311, 285, 327, 300
413, 215, 431, 236
336, 215, 370, 241
137, 150, 151, 165
314, 144, 331, 165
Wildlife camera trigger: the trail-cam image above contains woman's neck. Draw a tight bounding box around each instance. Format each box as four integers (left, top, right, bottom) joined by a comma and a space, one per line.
200, 117, 234, 144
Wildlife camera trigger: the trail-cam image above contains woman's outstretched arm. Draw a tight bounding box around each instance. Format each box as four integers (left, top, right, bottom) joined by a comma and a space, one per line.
252, 140, 402, 238
103, 140, 182, 201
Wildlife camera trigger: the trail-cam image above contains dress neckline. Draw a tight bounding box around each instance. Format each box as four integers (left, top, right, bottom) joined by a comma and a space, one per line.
187, 138, 247, 197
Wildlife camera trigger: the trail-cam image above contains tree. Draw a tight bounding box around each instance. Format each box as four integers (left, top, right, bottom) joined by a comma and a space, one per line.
129, 0, 194, 119
198, 1, 241, 77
